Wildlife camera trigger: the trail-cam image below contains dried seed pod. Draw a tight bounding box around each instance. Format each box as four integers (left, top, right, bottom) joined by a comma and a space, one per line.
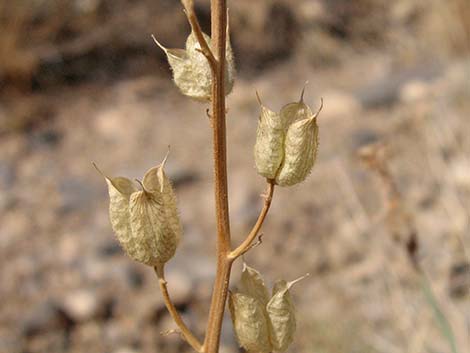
240, 263, 270, 306
142, 155, 182, 248
275, 97, 322, 186
95, 154, 181, 267
102, 174, 148, 263
253, 88, 322, 186
266, 275, 309, 352
254, 93, 287, 180
153, 31, 235, 101
229, 292, 272, 353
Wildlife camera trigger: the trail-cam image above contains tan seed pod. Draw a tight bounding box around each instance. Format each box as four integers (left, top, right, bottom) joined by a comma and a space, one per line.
141, 154, 182, 247
229, 292, 272, 353
95, 153, 181, 267
153, 31, 235, 101
275, 97, 322, 186
224, 27, 235, 96
254, 93, 287, 180
94, 164, 151, 264
266, 274, 309, 352
240, 263, 270, 306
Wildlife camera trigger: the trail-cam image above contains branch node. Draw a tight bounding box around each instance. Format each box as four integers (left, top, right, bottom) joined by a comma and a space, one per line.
154, 266, 203, 352
181, 0, 217, 72
229, 181, 275, 260
240, 233, 264, 257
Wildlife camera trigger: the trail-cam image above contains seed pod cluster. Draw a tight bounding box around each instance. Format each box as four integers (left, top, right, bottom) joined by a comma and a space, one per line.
95, 155, 181, 266
229, 264, 308, 352
154, 31, 235, 101
254, 89, 322, 186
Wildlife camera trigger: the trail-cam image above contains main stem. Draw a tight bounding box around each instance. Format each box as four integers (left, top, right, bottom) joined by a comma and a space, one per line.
204, 1, 232, 353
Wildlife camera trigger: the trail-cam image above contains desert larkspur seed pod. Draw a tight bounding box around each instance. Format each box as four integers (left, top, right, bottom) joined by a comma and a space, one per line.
254, 88, 323, 186
229, 264, 308, 353
153, 30, 234, 101
229, 291, 272, 353
94, 153, 181, 266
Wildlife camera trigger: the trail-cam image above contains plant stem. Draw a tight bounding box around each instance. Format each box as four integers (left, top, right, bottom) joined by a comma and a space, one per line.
229, 180, 275, 260
204, 1, 231, 352
154, 265, 203, 352
181, 0, 217, 73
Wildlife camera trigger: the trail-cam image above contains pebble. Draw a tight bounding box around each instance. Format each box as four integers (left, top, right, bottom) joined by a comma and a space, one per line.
449, 158, 470, 188
321, 91, 362, 120
21, 300, 74, 337
58, 177, 96, 213
0, 161, 15, 189
61, 290, 99, 322
400, 80, 432, 103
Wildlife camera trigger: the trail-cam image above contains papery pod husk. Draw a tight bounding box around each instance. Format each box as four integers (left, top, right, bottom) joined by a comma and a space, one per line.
266, 280, 296, 352
142, 163, 182, 247
165, 47, 202, 100
125, 161, 180, 266
229, 292, 273, 353
240, 263, 270, 306
104, 175, 148, 263
156, 31, 234, 101
254, 101, 286, 180
224, 29, 235, 96
184, 32, 213, 101
97, 158, 181, 266
128, 190, 168, 266
275, 101, 319, 186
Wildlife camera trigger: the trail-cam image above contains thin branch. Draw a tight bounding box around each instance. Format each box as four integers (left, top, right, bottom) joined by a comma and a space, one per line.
154, 265, 203, 353
181, 0, 217, 73
229, 180, 275, 260
240, 233, 264, 257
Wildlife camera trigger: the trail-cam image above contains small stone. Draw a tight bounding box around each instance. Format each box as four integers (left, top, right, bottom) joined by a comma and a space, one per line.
400, 80, 432, 103
125, 265, 145, 289
58, 177, 96, 213
0, 161, 15, 189
97, 239, 122, 257
21, 300, 74, 337
449, 158, 470, 188
321, 91, 361, 120
62, 290, 99, 322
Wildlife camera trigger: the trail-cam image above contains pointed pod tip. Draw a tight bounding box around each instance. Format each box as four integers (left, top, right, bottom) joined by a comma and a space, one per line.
151, 34, 167, 53
313, 98, 324, 119
299, 81, 309, 103
255, 90, 263, 106
161, 146, 171, 168
287, 273, 310, 289
92, 162, 107, 179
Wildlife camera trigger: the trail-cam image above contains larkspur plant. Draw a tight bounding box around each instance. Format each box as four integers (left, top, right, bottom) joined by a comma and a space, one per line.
96, 1, 322, 352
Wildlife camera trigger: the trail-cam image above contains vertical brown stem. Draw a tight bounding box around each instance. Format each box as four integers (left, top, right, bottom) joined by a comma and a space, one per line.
204, 0, 232, 353
204, 1, 232, 353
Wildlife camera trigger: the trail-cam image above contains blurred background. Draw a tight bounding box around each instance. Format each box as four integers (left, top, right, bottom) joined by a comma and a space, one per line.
0, 0, 469, 352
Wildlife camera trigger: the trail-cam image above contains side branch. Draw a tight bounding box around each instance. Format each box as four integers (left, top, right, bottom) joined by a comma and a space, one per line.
229, 180, 275, 260
182, 0, 217, 72
154, 265, 203, 353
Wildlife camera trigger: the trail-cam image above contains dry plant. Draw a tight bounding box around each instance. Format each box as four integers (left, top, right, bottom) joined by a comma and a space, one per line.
359, 143, 463, 353
94, 1, 322, 352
